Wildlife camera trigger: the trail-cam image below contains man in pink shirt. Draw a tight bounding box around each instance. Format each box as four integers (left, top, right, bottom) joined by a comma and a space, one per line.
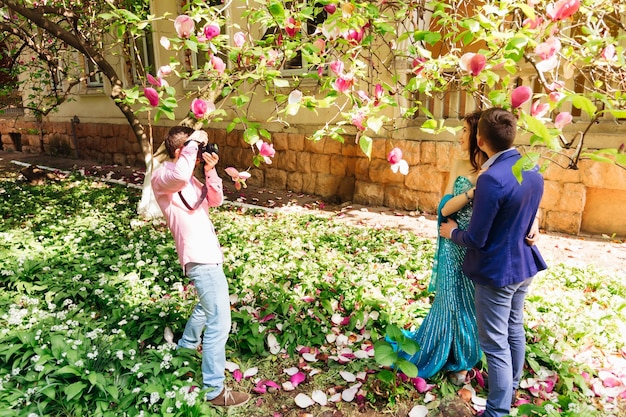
152, 126, 249, 407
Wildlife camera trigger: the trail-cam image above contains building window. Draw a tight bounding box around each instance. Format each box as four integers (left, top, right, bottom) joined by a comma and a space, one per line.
85, 58, 104, 87
130, 32, 156, 84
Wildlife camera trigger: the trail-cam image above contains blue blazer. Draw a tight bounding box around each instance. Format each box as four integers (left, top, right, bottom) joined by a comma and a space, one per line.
451, 149, 547, 287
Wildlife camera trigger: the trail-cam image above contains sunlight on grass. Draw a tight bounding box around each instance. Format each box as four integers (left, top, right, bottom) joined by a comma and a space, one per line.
1, 176, 625, 416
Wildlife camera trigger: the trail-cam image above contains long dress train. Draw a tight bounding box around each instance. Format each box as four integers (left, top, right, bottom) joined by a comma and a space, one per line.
400, 176, 482, 379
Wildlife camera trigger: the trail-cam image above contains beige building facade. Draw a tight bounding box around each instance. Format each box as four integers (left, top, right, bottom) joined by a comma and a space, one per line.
1, 0, 625, 237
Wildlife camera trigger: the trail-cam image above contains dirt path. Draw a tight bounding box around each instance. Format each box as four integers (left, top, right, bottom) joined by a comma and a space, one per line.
2, 150, 625, 275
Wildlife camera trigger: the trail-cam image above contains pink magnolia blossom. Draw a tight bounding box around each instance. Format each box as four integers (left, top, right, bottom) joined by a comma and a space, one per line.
144, 87, 159, 106
174, 15, 195, 38
157, 65, 172, 78
330, 60, 344, 76
191, 98, 215, 118
285, 17, 299, 37
546, 0, 580, 21
549, 91, 564, 102
160, 36, 171, 50
523, 16, 543, 29
412, 57, 426, 75
511, 86, 533, 108
387, 147, 402, 165
147, 74, 161, 87
374, 83, 383, 106
352, 111, 366, 131
554, 112, 573, 129
324, 3, 337, 14
345, 27, 364, 45
469, 53, 486, 76
312, 38, 326, 54
531, 100, 550, 118
602, 44, 616, 61
388, 147, 410, 175
535, 37, 561, 60
256, 140, 275, 164
233, 31, 246, 47
232, 369, 243, 382
203, 24, 220, 40
265, 50, 279, 67
210, 56, 226, 74
225, 167, 251, 190
333, 76, 353, 93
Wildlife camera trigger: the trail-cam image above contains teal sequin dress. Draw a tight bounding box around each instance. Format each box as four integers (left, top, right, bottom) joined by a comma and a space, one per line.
400, 176, 482, 378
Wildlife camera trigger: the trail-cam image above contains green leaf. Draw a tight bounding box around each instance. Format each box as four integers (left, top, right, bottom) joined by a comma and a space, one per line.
376, 369, 395, 384
273, 78, 290, 88
359, 135, 373, 159
396, 358, 418, 378
373, 341, 398, 367
55, 365, 82, 377
268, 1, 285, 17
243, 127, 260, 145
65, 381, 88, 402
571, 95, 597, 118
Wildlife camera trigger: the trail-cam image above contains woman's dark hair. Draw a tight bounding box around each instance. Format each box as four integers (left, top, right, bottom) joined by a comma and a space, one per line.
477, 108, 517, 152
164, 126, 195, 158
463, 110, 487, 172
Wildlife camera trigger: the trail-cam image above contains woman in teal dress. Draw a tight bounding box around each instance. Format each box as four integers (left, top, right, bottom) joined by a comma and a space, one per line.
400, 110, 486, 381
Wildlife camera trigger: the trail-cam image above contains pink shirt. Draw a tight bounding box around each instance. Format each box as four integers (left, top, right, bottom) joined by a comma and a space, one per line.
151, 142, 224, 272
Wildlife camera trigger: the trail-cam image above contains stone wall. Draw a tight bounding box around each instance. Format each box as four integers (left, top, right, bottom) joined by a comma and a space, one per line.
1, 120, 625, 237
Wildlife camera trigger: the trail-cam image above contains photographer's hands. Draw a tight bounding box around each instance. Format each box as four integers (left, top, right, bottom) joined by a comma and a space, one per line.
202, 152, 219, 175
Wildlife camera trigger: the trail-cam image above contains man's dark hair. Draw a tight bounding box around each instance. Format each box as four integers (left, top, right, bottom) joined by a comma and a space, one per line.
478, 108, 517, 152
164, 126, 195, 158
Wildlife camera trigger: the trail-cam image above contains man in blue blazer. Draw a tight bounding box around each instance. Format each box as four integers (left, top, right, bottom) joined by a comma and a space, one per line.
440, 107, 547, 417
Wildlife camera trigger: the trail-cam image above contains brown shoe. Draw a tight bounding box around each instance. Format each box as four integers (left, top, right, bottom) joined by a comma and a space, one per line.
208, 388, 250, 407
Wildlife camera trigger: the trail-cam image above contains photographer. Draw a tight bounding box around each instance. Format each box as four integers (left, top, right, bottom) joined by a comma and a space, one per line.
151, 126, 250, 407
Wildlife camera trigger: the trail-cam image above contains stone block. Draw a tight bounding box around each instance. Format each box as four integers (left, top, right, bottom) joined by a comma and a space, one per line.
352, 157, 372, 183
353, 181, 384, 206
330, 154, 349, 176
264, 169, 287, 189
336, 177, 356, 202
304, 136, 325, 153
289, 133, 306, 151
581, 187, 626, 236
401, 140, 421, 166
557, 182, 585, 213
417, 191, 440, 214
342, 138, 358, 157
540, 180, 562, 211
324, 137, 343, 155
421, 141, 437, 164
113, 152, 127, 165
436, 141, 455, 172
226, 130, 241, 147
311, 154, 331, 174
543, 162, 582, 183
580, 160, 626, 190
370, 137, 386, 160
315, 173, 342, 198
384, 185, 419, 211
296, 152, 311, 173
273, 132, 289, 151
301, 173, 317, 194
246, 169, 264, 188
287, 172, 303, 192
413, 164, 445, 193
369, 158, 404, 184
544, 210, 581, 235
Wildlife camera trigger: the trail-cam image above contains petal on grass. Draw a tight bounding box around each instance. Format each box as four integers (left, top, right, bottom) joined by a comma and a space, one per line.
340, 371, 356, 382
311, 389, 328, 406
295, 393, 315, 408
408, 405, 429, 417
225, 361, 240, 372
243, 367, 258, 378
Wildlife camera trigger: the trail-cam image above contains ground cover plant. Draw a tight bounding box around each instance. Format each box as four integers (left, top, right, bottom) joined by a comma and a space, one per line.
0, 174, 625, 417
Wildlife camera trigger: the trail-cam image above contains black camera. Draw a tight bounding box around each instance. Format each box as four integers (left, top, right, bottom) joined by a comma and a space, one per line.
200, 143, 219, 155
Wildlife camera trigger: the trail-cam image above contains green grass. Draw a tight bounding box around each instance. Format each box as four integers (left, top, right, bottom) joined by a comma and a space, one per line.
0, 175, 625, 416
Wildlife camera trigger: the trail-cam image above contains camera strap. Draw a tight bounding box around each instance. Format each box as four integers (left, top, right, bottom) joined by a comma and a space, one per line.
178, 185, 208, 211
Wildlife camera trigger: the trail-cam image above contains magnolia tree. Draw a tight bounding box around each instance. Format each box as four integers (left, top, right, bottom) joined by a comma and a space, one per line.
118, 0, 626, 208
3, 0, 626, 216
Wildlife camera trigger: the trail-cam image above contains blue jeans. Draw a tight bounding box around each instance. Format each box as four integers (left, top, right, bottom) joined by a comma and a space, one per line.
177, 263, 231, 400
474, 277, 533, 417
